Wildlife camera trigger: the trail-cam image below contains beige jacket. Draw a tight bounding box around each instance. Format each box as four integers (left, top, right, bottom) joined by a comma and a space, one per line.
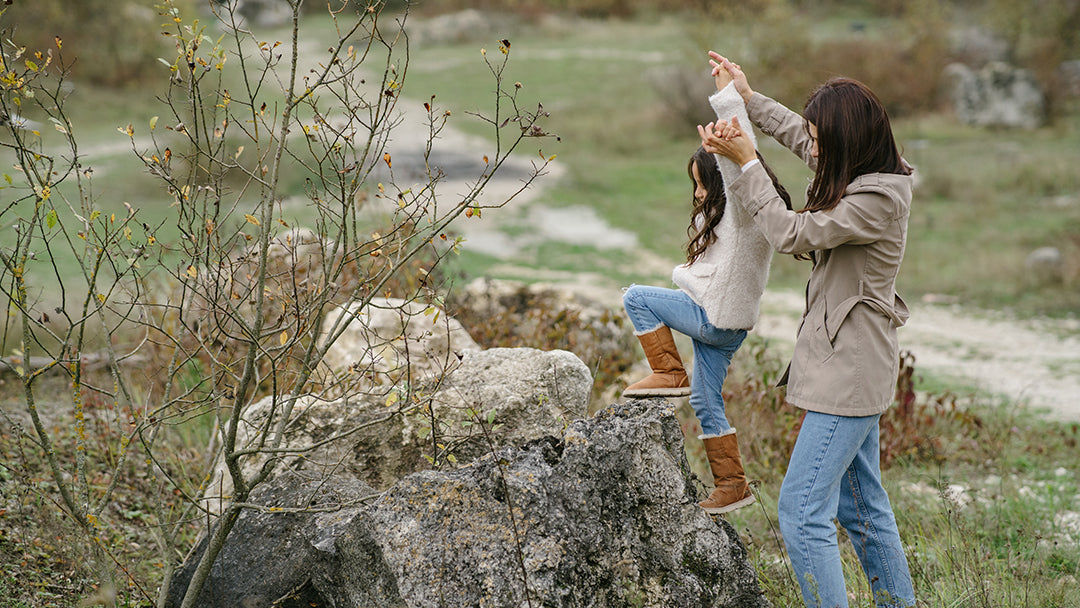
672, 83, 773, 330
729, 92, 912, 416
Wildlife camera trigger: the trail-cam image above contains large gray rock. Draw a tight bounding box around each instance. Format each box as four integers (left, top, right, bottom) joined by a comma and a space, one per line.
944, 61, 1047, 129
450, 277, 637, 410
165, 473, 376, 608
206, 347, 593, 506
167, 400, 770, 608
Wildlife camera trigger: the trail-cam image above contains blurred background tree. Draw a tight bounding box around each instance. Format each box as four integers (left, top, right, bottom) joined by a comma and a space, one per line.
0, 0, 195, 86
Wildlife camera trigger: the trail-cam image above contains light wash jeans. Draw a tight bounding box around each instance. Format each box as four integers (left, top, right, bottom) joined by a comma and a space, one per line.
622, 285, 746, 435
779, 411, 916, 608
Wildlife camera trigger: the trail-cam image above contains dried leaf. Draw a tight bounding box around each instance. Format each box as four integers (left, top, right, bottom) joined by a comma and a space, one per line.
244, 214, 260, 226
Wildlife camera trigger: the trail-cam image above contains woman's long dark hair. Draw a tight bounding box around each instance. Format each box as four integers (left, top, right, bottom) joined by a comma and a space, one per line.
802, 77, 910, 213
686, 147, 802, 264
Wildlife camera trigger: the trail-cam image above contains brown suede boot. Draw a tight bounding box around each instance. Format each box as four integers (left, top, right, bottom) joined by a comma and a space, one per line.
622, 326, 691, 397
699, 431, 755, 514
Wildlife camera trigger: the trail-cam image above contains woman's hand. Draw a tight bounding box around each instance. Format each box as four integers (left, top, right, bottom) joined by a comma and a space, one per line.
708, 51, 753, 104
698, 117, 756, 166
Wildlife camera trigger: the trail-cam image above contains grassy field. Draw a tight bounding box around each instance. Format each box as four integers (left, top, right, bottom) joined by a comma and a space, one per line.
9, 8, 1080, 316
401, 11, 1080, 318
2, 5, 1080, 607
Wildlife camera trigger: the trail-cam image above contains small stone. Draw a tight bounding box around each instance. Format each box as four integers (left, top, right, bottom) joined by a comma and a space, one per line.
1025, 247, 1064, 284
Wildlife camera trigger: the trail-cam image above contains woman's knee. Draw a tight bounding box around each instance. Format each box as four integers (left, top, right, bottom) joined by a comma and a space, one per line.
777, 488, 802, 536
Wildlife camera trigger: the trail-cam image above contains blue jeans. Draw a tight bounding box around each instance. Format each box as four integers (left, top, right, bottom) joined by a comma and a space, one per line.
622, 285, 746, 435
779, 411, 916, 608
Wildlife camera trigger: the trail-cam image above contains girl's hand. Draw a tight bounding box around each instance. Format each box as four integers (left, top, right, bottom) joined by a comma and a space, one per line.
708, 51, 753, 104
698, 117, 756, 166
710, 58, 733, 92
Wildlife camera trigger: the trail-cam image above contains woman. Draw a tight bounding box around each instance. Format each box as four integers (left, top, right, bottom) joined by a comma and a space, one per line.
698, 52, 917, 608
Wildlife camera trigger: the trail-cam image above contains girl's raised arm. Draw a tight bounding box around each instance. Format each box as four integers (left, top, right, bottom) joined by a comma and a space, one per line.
709, 52, 753, 104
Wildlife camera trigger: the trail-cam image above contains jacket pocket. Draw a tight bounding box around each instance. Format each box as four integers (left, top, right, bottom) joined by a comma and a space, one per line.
796, 297, 835, 367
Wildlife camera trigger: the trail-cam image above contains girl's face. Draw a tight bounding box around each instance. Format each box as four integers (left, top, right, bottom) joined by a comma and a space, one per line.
691, 161, 708, 203
808, 122, 820, 159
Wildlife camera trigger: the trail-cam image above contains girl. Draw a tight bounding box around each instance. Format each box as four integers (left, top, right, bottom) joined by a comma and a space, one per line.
622, 77, 801, 514
699, 52, 916, 608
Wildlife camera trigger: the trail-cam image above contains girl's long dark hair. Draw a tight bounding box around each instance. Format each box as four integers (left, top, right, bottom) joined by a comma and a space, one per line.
686, 147, 727, 264
686, 147, 802, 263
802, 77, 910, 213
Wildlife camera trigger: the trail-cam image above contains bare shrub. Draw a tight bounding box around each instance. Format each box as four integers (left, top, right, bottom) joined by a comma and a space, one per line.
0, 1, 555, 605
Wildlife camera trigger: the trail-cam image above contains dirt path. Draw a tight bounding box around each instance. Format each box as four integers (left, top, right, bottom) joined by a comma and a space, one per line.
755, 290, 1080, 421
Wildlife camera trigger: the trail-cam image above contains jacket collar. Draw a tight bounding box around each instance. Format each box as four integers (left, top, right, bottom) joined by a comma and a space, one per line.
844, 171, 913, 200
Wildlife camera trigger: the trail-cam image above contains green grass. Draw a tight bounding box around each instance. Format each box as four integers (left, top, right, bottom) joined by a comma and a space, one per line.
14, 9, 1078, 316
402, 13, 1080, 317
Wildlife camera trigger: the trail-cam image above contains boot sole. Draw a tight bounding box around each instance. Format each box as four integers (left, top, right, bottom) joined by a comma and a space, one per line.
700, 494, 756, 514
622, 387, 692, 397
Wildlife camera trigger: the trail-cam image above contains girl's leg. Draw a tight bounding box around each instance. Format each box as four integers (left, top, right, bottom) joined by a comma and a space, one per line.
622, 283, 745, 431
837, 424, 915, 608
689, 329, 746, 435
622, 284, 704, 335
622, 285, 700, 396
778, 412, 883, 608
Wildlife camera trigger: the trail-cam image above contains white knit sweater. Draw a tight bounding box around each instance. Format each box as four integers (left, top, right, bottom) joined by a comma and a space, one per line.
671, 83, 775, 330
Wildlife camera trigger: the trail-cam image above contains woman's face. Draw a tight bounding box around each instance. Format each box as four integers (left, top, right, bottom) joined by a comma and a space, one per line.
808, 122, 820, 159
691, 161, 707, 204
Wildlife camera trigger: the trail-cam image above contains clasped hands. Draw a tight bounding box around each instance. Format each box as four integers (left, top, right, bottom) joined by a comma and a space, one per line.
698, 116, 756, 167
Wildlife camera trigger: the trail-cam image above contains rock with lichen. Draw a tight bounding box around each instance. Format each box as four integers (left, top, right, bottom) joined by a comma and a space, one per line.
166, 399, 769, 608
